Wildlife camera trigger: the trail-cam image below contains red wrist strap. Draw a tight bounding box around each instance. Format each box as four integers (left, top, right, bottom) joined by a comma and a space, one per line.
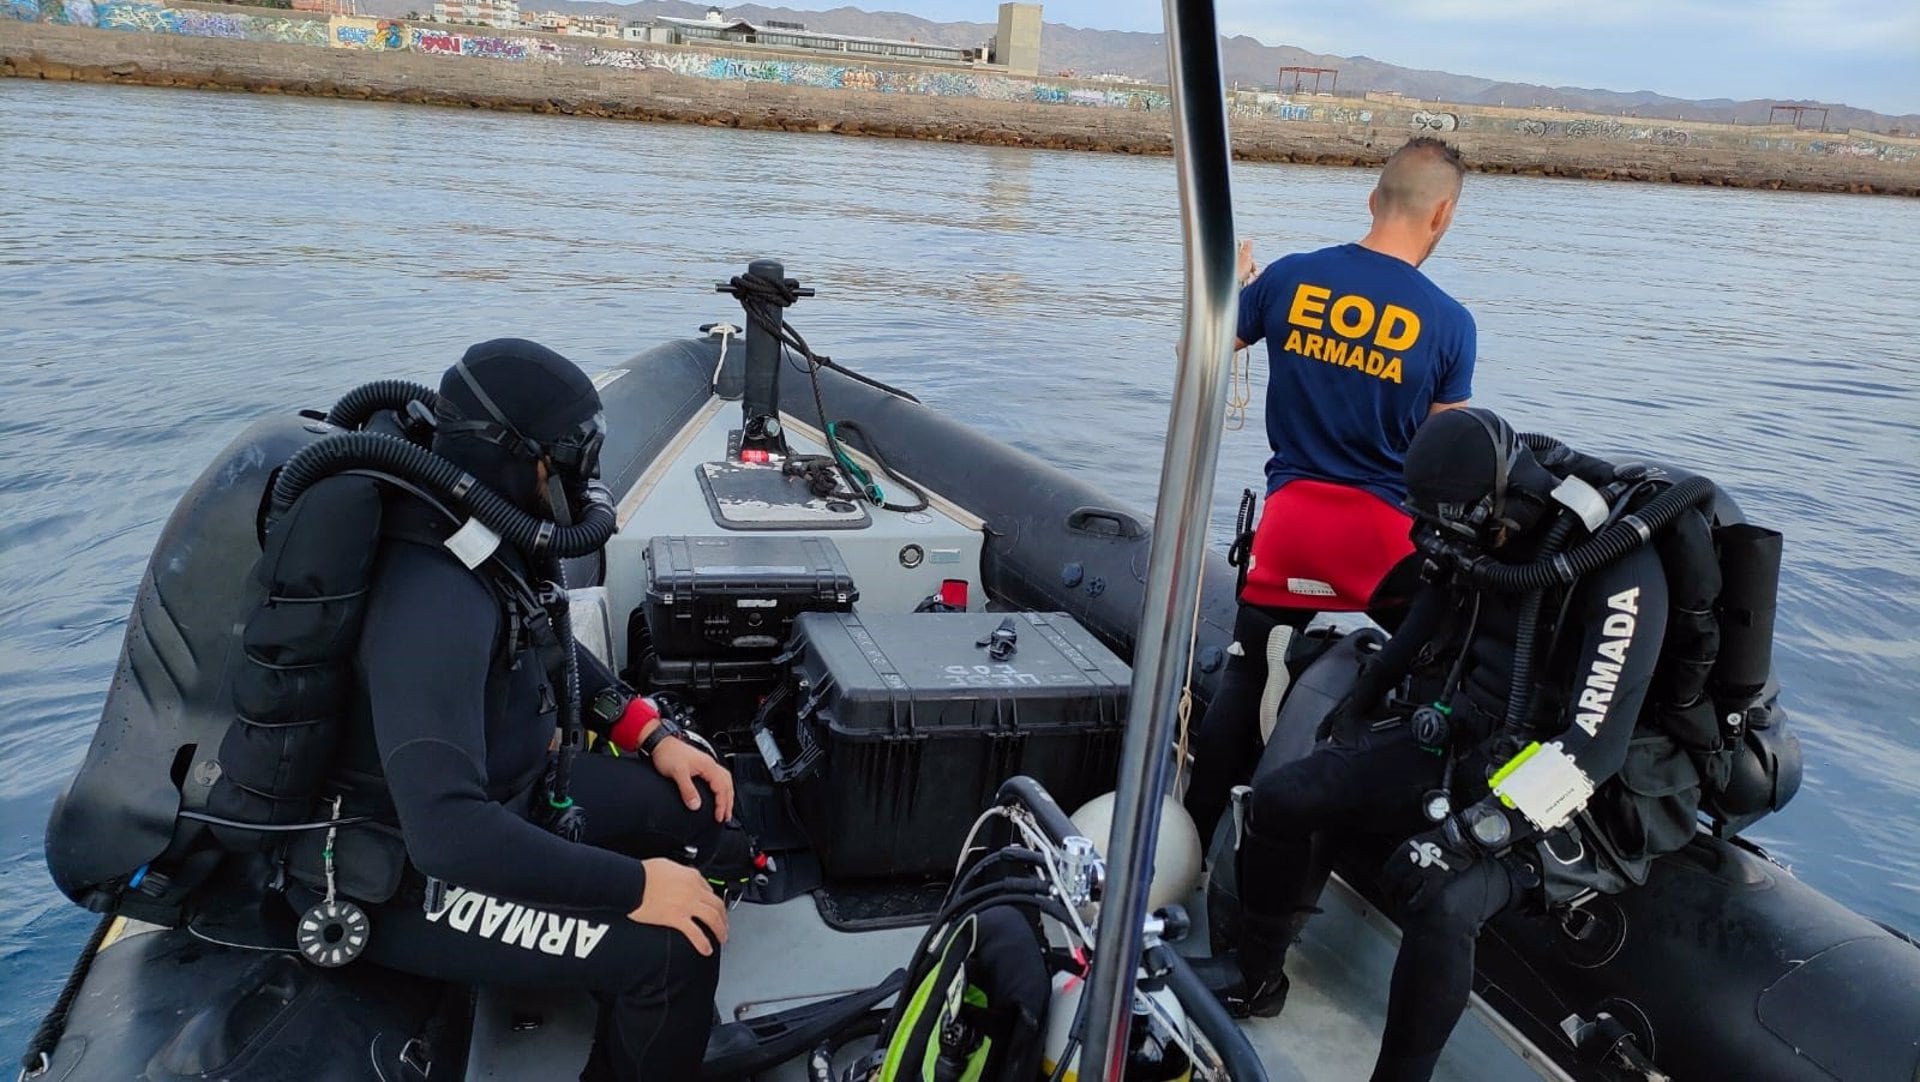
610, 695, 660, 753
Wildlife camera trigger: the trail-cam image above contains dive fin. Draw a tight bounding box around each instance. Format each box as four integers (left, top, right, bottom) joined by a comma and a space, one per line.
700, 968, 907, 1081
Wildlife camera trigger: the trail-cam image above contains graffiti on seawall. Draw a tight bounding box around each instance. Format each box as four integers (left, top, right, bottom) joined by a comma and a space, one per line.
329, 15, 404, 50
86, 0, 326, 44
16, 0, 1920, 160
584, 47, 1172, 108
1808, 139, 1916, 162
1228, 98, 1373, 124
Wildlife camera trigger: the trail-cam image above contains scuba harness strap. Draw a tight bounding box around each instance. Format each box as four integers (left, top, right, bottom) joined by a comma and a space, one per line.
371, 473, 590, 839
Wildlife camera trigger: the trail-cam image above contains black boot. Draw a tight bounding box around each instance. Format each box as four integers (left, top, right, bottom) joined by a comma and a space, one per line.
1200, 788, 1332, 1018
1368, 1049, 1444, 1082
1191, 908, 1310, 1019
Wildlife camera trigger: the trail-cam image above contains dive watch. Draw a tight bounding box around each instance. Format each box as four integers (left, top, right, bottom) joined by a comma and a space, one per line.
587, 687, 633, 729
1461, 803, 1513, 850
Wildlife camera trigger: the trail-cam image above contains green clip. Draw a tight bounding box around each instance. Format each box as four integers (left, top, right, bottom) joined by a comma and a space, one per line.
1488, 741, 1544, 810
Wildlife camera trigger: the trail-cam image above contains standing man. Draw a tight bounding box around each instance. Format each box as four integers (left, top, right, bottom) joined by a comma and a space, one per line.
1186, 137, 1479, 849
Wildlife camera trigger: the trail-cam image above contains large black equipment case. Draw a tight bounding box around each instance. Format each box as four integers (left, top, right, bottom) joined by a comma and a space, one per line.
642, 535, 857, 658
785, 611, 1131, 880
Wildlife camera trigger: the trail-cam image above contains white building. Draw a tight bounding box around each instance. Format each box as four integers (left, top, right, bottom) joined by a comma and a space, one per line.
653, 13, 988, 66
431, 0, 521, 29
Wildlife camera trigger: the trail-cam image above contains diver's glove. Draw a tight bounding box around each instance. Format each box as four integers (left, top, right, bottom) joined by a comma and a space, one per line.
1381, 819, 1477, 914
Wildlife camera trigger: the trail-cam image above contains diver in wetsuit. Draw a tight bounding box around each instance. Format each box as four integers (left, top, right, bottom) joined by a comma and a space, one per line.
323, 339, 737, 1081
1208, 407, 1697, 1082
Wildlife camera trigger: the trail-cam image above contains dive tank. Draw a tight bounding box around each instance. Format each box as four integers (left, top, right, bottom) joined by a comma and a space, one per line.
1070, 793, 1205, 916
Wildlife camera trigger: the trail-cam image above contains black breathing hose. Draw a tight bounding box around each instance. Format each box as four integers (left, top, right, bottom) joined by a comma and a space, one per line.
1462, 475, 1716, 593
543, 553, 588, 838
324, 379, 439, 430
1503, 511, 1582, 731
272, 432, 616, 558
1518, 431, 1625, 490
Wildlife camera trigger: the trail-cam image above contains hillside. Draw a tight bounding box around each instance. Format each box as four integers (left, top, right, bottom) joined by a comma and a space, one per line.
366, 0, 1918, 133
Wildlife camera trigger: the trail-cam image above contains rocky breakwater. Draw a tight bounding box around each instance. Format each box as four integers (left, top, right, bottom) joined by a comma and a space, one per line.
4, 22, 1915, 197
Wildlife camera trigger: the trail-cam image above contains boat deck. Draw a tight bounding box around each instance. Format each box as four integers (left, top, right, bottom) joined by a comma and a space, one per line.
460, 386, 1559, 1081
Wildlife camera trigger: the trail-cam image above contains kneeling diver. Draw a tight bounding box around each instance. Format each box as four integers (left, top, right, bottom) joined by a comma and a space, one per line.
1207, 407, 1715, 1082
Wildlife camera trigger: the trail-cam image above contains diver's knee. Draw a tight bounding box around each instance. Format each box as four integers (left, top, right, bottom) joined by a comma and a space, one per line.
627, 927, 723, 997
1249, 758, 1342, 828
1402, 870, 1505, 939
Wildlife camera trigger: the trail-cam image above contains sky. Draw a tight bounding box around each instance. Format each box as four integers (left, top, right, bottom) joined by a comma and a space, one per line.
857, 0, 1920, 116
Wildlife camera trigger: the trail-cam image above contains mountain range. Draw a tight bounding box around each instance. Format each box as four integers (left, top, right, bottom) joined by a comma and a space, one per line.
363, 0, 1917, 134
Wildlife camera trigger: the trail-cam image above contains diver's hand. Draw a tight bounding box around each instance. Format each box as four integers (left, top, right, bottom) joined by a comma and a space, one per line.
651, 736, 736, 822
630, 858, 729, 955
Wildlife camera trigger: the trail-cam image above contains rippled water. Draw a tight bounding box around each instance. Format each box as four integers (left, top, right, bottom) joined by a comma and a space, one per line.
3, 80, 1917, 1054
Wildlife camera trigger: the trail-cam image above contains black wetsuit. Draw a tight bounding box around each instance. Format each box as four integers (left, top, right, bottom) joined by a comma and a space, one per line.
1239, 545, 1670, 1082
331, 500, 723, 1081
1184, 603, 1315, 850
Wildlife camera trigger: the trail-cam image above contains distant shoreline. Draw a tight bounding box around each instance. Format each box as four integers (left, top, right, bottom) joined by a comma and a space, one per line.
4, 21, 1916, 198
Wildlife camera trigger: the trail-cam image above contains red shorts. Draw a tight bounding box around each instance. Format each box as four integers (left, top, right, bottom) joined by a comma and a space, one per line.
1239, 480, 1415, 612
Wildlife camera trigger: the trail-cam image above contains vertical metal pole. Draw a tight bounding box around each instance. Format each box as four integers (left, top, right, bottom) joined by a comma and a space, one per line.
1078, 0, 1239, 1077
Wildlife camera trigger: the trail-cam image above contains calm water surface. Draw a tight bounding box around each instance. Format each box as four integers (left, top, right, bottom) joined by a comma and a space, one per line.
3, 80, 1917, 1053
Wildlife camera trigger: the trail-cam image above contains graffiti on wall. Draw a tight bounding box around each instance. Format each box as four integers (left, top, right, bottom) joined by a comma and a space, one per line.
585, 47, 648, 70
1517, 117, 1672, 143
93, 0, 302, 41
33, 0, 1920, 161
410, 27, 460, 54
329, 15, 404, 50
600, 48, 1173, 110
1809, 139, 1916, 162
46, 0, 96, 25
1627, 127, 1691, 146
1229, 98, 1373, 124
459, 34, 526, 60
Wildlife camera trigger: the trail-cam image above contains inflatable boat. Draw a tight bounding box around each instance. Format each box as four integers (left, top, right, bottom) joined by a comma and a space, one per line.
19, 0, 1920, 1073
24, 257, 1920, 1081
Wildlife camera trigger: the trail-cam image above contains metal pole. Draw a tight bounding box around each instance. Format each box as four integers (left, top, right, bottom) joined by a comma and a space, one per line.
1078, 0, 1238, 1076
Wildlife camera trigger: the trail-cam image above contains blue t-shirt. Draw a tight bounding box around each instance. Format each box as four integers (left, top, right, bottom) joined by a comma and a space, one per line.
1238, 243, 1476, 506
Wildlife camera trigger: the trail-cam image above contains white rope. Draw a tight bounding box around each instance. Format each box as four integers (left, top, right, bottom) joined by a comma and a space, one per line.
1223, 346, 1253, 432
706, 322, 738, 392
1172, 584, 1208, 800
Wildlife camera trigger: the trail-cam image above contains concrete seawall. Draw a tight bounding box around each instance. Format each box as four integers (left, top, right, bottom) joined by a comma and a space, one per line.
4, 20, 1916, 197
